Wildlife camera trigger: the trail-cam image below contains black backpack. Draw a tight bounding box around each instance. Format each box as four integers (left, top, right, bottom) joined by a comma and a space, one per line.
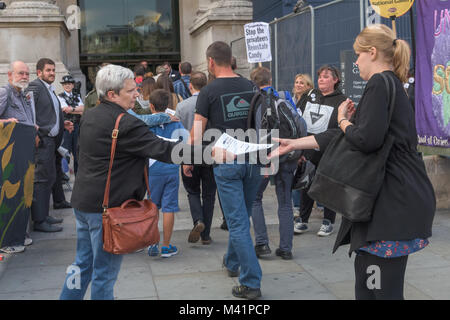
248, 88, 307, 162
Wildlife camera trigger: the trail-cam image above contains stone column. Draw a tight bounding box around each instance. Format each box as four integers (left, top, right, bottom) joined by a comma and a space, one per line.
180, 0, 253, 77
0, 0, 72, 94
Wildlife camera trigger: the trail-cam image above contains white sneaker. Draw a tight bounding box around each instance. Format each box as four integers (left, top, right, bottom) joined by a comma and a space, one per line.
293, 207, 300, 219
0, 246, 25, 254
294, 222, 308, 234
317, 219, 334, 237
24, 235, 33, 246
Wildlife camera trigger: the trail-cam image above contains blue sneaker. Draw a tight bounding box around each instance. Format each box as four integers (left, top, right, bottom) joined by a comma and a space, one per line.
317, 219, 334, 237
147, 244, 159, 257
161, 244, 178, 258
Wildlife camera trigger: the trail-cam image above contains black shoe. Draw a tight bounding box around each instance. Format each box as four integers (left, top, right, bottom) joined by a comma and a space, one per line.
222, 254, 239, 277
275, 248, 293, 260
232, 285, 261, 300
53, 200, 71, 210
220, 219, 228, 231
46, 216, 64, 224
188, 221, 205, 243
34, 221, 63, 233
255, 244, 271, 258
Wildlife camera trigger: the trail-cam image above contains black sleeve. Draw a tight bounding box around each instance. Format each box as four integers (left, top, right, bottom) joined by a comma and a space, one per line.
118, 114, 202, 164
315, 128, 341, 151
344, 74, 389, 153
194, 87, 210, 119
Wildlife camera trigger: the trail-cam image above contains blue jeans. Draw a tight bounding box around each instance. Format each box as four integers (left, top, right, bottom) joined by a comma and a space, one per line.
214, 163, 263, 289
292, 189, 301, 208
62, 123, 79, 174
252, 162, 296, 252
60, 209, 123, 300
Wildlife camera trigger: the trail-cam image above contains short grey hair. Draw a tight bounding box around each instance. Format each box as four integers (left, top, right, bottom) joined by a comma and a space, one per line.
96, 64, 135, 99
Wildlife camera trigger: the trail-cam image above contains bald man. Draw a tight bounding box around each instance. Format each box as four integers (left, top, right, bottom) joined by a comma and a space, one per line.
0, 61, 36, 125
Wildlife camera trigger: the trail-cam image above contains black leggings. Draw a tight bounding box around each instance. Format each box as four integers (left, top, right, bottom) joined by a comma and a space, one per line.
354, 251, 408, 300
300, 188, 336, 224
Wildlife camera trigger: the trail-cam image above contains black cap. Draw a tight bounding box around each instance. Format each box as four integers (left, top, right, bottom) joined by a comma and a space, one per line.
60, 75, 75, 84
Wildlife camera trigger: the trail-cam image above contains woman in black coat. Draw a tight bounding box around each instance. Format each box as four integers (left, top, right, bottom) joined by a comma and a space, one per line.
270, 24, 435, 300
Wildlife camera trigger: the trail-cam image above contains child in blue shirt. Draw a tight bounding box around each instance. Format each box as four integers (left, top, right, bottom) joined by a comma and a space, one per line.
146, 89, 187, 258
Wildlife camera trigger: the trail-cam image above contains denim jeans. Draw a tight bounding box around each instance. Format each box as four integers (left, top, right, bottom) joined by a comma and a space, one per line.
292, 189, 301, 208
62, 123, 79, 174
214, 163, 263, 289
60, 209, 123, 300
252, 161, 296, 252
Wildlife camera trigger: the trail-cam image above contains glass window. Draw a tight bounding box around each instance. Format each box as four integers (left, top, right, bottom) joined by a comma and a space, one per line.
79, 0, 180, 55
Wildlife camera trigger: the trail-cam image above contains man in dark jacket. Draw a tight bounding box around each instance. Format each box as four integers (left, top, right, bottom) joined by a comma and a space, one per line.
60, 64, 225, 300
26, 58, 71, 233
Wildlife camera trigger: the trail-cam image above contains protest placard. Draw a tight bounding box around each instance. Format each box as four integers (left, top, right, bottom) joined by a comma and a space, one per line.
244, 22, 272, 64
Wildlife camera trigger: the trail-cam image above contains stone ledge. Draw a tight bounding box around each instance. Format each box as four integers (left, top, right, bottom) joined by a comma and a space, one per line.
424, 156, 450, 210
189, 1, 252, 36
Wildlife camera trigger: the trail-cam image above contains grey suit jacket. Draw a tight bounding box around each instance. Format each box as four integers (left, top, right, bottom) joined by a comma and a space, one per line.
26, 78, 64, 146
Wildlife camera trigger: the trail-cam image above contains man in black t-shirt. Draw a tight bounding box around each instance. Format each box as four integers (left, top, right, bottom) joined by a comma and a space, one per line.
183, 41, 263, 300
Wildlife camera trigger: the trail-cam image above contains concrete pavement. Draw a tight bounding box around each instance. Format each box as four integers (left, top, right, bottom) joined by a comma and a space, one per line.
1, 179, 450, 300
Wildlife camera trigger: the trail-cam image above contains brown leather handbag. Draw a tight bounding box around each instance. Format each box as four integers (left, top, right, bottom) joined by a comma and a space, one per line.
102, 113, 160, 254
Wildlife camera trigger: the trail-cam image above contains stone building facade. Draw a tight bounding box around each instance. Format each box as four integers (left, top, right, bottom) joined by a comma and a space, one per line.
0, 0, 253, 95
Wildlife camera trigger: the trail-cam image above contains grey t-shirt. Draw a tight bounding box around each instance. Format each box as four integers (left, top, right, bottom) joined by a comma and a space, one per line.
0, 84, 35, 126
175, 93, 198, 131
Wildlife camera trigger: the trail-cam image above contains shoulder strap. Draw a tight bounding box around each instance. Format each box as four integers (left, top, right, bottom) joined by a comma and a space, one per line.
379, 73, 396, 126
102, 113, 151, 211
179, 77, 192, 98
247, 91, 263, 129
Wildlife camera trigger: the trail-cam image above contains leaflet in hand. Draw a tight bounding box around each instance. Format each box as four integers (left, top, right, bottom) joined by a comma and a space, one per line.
214, 133, 273, 156
165, 108, 176, 116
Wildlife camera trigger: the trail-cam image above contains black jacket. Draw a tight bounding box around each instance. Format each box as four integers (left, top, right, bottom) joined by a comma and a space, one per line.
297, 88, 347, 166
315, 72, 436, 255
71, 100, 197, 213
26, 78, 64, 146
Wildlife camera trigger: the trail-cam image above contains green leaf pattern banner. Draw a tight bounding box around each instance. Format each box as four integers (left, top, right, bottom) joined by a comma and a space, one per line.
0, 122, 36, 247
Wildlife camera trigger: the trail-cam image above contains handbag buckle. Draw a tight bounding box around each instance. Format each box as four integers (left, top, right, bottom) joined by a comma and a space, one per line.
112, 129, 119, 139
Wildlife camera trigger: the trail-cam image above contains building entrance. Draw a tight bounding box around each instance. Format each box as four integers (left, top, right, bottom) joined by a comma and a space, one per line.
78, 0, 180, 90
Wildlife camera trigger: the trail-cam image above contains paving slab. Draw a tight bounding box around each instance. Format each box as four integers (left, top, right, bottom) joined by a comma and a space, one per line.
0, 180, 449, 300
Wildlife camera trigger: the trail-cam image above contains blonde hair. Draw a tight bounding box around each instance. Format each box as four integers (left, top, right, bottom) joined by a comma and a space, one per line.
293, 74, 313, 99
353, 24, 410, 83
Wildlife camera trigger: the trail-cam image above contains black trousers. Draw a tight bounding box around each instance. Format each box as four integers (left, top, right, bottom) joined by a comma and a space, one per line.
354, 251, 408, 300
31, 136, 57, 223
51, 151, 67, 204
300, 187, 336, 223
181, 165, 217, 240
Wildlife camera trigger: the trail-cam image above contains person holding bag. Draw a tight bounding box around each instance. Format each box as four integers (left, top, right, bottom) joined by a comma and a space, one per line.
60, 64, 229, 300
269, 24, 435, 300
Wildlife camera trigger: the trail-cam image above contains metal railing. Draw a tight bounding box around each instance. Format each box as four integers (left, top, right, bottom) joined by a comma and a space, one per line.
231, 0, 415, 93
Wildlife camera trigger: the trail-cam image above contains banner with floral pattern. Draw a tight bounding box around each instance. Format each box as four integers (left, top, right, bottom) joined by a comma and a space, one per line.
0, 122, 35, 247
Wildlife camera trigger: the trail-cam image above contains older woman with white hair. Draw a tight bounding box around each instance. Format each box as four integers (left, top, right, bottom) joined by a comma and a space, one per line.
59, 64, 225, 300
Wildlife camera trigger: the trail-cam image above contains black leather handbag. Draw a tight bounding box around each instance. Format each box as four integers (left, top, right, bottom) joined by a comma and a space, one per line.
307, 73, 396, 222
